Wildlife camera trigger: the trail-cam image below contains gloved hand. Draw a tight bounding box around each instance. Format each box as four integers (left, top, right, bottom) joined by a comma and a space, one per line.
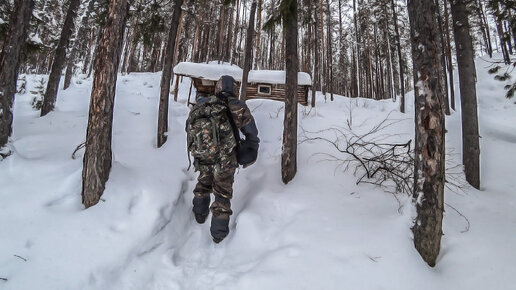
237, 139, 259, 168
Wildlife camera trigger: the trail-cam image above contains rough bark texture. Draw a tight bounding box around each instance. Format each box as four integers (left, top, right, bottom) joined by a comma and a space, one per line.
0, 0, 34, 151
407, 0, 445, 267
81, 0, 128, 208
450, 0, 480, 189
240, 0, 257, 102
157, 0, 184, 148
281, 0, 298, 184
41, 0, 82, 116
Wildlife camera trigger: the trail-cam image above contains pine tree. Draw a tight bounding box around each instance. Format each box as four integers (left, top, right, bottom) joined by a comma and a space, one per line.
0, 0, 34, 152
64, 0, 96, 90
240, 0, 257, 102
408, 0, 445, 267
451, 0, 480, 189
157, 0, 184, 148
281, 0, 298, 184
40, 0, 81, 116
82, 0, 129, 208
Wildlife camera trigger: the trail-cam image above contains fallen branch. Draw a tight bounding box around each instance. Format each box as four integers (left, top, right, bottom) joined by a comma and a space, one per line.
301, 117, 414, 195
445, 202, 470, 233
71, 142, 86, 160
14, 255, 27, 262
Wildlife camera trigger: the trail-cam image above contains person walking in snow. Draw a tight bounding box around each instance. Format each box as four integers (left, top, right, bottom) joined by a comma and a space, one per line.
186, 75, 259, 243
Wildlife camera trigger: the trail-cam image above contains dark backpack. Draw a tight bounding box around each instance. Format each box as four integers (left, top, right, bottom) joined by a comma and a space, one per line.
186, 96, 237, 171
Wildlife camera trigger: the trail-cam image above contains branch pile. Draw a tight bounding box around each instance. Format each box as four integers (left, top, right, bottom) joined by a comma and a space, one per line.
302, 117, 414, 195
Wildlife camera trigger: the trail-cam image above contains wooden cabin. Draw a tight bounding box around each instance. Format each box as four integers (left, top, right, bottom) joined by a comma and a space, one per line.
173, 62, 243, 104
245, 70, 312, 106
173, 62, 312, 106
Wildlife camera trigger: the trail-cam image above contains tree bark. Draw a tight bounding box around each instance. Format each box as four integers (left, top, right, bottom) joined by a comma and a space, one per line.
41, 0, 82, 116
435, 0, 450, 115
391, 0, 405, 112
157, 0, 184, 148
81, 0, 128, 208
281, 0, 298, 184
450, 0, 480, 189
408, 0, 445, 267
443, 0, 455, 111
0, 0, 34, 151
240, 0, 257, 102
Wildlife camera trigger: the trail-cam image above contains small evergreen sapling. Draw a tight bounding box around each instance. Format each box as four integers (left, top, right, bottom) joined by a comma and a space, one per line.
30, 77, 46, 110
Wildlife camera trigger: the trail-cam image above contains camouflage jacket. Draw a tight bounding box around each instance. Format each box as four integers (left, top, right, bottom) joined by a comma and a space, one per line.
186, 95, 259, 172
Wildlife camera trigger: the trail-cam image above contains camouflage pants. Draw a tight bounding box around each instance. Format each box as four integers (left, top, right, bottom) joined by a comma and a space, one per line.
193, 166, 236, 218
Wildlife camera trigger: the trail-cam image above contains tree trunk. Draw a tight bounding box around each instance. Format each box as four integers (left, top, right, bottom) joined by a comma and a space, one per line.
126, 2, 142, 73
157, 0, 184, 148
435, 0, 450, 115
319, 0, 326, 96
173, 8, 184, 67
312, 0, 320, 107
65, 0, 95, 90
41, 0, 81, 116
338, 0, 345, 96
224, 2, 235, 62
443, 0, 455, 111
451, 0, 480, 189
407, 0, 445, 267
391, 0, 405, 112
216, 1, 225, 61
478, 0, 492, 58
255, 0, 263, 69
232, 0, 241, 64
81, 0, 128, 208
0, 0, 34, 151
494, 4, 511, 64
240, 0, 257, 102
87, 26, 103, 77
282, 0, 298, 184
326, 0, 333, 101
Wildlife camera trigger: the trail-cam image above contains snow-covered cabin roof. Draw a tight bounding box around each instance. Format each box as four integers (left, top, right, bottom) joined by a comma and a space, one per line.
173, 62, 312, 86
173, 61, 243, 81
248, 70, 312, 86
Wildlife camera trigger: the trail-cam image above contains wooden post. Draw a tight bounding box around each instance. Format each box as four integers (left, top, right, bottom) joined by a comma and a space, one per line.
173, 74, 180, 102
187, 80, 193, 105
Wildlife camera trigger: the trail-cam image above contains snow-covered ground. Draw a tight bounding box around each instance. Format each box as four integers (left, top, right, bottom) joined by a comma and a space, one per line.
1, 56, 515, 290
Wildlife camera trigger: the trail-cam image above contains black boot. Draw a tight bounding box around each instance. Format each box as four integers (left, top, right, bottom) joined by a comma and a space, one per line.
210, 216, 229, 243
192, 196, 210, 224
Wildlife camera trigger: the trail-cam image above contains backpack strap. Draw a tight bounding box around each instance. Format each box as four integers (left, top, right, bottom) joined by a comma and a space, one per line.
223, 98, 241, 144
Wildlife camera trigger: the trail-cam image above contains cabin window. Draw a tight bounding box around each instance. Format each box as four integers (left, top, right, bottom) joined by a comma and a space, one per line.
258, 84, 272, 95
201, 79, 214, 86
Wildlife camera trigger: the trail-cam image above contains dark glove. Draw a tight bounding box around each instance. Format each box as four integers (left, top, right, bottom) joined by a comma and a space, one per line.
237, 139, 259, 168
